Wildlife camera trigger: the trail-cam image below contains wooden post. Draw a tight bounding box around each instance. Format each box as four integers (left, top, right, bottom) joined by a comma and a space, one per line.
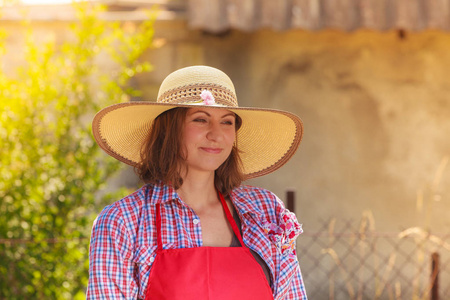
286, 190, 295, 212
431, 252, 439, 300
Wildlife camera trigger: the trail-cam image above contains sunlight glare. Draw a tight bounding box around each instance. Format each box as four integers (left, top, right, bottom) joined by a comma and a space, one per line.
21, 0, 83, 4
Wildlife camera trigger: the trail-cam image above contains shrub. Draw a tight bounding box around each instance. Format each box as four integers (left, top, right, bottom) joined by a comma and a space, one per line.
0, 3, 154, 299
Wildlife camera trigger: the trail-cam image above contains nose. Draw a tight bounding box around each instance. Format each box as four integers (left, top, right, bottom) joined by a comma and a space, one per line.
206, 121, 223, 142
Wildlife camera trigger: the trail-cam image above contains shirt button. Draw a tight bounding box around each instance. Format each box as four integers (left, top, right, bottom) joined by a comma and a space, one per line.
150, 256, 155, 263
193, 219, 200, 225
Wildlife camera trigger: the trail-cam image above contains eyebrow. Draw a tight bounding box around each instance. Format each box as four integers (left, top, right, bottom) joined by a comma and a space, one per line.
190, 110, 235, 118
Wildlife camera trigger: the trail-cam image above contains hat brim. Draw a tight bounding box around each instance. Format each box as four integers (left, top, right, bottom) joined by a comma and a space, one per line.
92, 102, 303, 179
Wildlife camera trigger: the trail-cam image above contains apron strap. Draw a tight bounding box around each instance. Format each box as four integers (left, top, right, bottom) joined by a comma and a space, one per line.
217, 191, 246, 247
156, 203, 163, 251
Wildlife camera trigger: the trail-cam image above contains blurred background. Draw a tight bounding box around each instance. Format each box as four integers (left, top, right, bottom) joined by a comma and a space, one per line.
1, 0, 450, 299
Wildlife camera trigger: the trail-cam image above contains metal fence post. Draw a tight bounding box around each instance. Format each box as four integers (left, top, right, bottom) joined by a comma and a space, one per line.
287, 190, 295, 212
431, 252, 439, 300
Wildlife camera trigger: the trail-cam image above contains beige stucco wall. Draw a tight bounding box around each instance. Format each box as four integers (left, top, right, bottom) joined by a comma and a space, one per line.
141, 21, 450, 234
4, 14, 450, 298
3, 17, 450, 234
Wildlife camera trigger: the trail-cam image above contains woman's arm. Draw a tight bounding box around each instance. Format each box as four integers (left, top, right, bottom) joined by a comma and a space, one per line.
284, 261, 308, 300
86, 204, 138, 299
272, 192, 307, 300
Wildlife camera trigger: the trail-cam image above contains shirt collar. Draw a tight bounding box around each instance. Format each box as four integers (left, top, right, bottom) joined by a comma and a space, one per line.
147, 182, 265, 219
148, 181, 180, 205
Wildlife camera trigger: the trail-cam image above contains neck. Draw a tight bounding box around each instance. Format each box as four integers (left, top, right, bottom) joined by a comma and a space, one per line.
176, 170, 218, 210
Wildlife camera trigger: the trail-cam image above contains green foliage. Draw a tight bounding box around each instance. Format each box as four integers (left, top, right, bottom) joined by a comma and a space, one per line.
0, 3, 155, 299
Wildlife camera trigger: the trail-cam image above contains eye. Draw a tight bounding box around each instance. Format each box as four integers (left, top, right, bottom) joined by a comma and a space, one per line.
222, 120, 234, 125
222, 117, 235, 125
193, 118, 207, 123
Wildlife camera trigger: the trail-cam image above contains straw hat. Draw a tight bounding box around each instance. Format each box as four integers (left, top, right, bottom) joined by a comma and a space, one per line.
92, 65, 303, 179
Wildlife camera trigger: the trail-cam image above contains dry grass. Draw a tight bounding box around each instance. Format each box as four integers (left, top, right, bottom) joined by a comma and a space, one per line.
299, 158, 450, 299
320, 156, 449, 300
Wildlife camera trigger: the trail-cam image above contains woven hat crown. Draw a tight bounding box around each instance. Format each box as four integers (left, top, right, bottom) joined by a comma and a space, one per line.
156, 66, 238, 107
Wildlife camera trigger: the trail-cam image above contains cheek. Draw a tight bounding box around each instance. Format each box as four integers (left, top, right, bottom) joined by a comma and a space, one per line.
225, 131, 236, 148
182, 126, 201, 146
229, 130, 237, 142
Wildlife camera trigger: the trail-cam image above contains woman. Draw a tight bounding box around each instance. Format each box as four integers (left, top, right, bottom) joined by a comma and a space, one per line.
87, 66, 307, 299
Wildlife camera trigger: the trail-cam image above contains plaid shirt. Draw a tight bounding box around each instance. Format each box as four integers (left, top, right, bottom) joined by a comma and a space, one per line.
87, 182, 307, 300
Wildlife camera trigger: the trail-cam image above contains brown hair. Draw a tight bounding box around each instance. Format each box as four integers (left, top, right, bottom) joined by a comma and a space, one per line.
136, 107, 244, 195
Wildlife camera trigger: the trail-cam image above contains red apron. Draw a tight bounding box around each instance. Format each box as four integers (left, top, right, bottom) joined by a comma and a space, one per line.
144, 192, 274, 300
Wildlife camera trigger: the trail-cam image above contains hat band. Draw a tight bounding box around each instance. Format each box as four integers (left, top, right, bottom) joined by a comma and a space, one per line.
157, 83, 238, 107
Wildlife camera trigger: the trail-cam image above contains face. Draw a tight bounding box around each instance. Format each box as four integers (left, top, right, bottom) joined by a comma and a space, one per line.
181, 107, 237, 175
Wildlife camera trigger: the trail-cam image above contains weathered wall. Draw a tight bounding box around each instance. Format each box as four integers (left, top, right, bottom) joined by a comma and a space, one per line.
141, 21, 450, 234
3, 18, 450, 234
4, 16, 450, 298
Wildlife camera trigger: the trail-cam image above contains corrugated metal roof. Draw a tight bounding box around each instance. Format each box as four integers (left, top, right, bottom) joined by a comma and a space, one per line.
2, 0, 449, 32
187, 0, 450, 32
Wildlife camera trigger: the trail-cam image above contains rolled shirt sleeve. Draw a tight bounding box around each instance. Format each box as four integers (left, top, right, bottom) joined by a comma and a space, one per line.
283, 254, 308, 299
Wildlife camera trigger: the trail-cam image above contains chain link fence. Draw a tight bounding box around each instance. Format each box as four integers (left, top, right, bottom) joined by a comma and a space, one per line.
297, 216, 450, 300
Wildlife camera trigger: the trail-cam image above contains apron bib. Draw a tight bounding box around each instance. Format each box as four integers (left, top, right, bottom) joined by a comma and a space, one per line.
144, 192, 274, 300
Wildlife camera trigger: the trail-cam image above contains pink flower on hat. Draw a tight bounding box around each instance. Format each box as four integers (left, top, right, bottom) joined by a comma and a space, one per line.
200, 90, 215, 105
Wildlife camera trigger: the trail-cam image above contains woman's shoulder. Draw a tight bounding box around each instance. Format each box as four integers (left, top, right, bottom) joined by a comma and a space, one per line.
231, 184, 300, 222
93, 185, 145, 224
102, 184, 150, 208
94, 183, 163, 226
230, 185, 283, 218
232, 185, 278, 200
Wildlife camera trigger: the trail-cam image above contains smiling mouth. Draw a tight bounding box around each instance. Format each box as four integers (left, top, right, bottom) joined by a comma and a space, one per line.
200, 147, 223, 154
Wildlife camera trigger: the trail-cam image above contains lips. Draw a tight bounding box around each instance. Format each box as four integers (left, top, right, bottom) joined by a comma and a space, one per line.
200, 147, 223, 154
